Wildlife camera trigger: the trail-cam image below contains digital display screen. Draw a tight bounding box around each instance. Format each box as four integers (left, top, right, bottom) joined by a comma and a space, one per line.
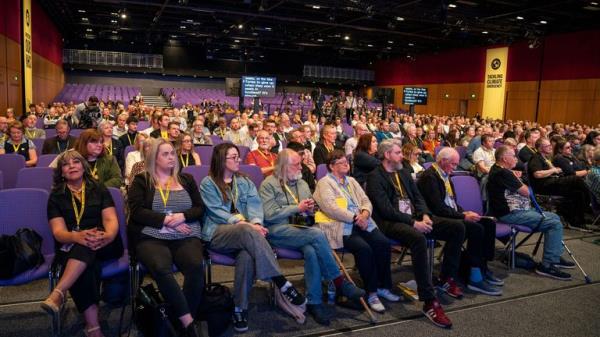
402, 87, 428, 105
241, 76, 276, 97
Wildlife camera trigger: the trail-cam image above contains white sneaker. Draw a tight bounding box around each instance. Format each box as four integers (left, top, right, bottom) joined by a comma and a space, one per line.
368, 295, 386, 313
377, 288, 401, 302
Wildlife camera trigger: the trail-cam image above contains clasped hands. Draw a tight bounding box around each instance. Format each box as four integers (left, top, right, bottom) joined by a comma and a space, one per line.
164, 213, 192, 235
75, 228, 113, 251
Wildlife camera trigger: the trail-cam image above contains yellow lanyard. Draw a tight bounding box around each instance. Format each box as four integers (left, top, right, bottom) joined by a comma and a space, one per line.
105, 142, 113, 156
25, 129, 35, 139
57, 141, 66, 153
70, 181, 86, 231
11, 141, 22, 153
543, 156, 555, 168
161, 130, 168, 140
180, 153, 190, 167
283, 183, 299, 204
127, 133, 137, 146
257, 149, 275, 166
393, 172, 406, 198
230, 176, 239, 211
325, 144, 334, 153
432, 163, 454, 198
90, 162, 98, 179
157, 178, 171, 210
336, 177, 355, 203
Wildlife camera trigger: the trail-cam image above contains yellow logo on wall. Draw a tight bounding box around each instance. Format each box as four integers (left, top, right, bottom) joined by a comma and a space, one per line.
482, 47, 508, 120
22, 0, 33, 109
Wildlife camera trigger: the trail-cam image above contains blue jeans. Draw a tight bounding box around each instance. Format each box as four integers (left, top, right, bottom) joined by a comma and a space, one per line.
499, 210, 564, 265
267, 224, 341, 305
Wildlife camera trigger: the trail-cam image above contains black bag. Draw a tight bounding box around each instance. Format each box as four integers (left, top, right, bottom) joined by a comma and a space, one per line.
0, 228, 45, 279
134, 284, 179, 337
197, 283, 233, 337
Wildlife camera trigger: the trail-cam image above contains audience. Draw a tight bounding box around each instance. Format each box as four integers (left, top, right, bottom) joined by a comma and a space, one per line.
0, 120, 38, 166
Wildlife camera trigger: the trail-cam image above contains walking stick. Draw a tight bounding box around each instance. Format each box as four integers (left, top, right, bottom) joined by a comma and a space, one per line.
331, 250, 378, 324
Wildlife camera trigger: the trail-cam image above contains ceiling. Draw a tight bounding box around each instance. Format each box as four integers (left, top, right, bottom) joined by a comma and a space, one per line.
39, 0, 600, 68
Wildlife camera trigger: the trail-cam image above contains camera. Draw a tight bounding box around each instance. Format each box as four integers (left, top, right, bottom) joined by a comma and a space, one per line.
289, 213, 315, 227
79, 105, 101, 129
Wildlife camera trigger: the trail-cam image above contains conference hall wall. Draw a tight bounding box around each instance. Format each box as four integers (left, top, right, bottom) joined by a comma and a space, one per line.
375, 30, 600, 126
0, 0, 64, 116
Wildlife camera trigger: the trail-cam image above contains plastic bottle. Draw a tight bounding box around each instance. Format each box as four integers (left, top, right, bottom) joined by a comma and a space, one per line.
327, 280, 336, 303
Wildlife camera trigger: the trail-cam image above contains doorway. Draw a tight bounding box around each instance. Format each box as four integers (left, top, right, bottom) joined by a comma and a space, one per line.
459, 100, 468, 117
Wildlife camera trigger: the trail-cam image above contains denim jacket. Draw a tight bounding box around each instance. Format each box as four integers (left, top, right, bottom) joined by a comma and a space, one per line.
200, 174, 264, 241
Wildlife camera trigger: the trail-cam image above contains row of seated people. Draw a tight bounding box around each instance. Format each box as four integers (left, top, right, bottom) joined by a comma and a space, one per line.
38, 137, 578, 337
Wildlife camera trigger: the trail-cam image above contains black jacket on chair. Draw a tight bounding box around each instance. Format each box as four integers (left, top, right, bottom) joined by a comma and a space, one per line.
366, 164, 431, 227
416, 167, 466, 220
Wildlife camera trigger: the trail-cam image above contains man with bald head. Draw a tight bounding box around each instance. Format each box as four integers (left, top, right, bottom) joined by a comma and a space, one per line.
417, 147, 502, 296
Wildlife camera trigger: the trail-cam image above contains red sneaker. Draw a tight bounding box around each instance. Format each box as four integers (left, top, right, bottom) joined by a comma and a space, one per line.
422, 299, 452, 329
438, 277, 464, 299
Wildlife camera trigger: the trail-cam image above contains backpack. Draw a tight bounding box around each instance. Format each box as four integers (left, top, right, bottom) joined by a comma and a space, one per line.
0, 228, 45, 279
197, 283, 234, 337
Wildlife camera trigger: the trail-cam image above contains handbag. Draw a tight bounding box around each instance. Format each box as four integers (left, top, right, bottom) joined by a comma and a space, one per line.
273, 286, 306, 324
0, 228, 45, 279
134, 284, 178, 337
197, 283, 234, 337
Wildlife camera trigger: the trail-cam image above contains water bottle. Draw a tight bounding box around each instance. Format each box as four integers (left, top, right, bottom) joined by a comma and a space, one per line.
327, 280, 336, 303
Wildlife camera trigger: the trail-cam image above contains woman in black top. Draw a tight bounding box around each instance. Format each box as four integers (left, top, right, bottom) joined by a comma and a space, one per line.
352, 133, 380, 186
176, 133, 201, 170
552, 139, 588, 177
0, 120, 38, 166
42, 150, 122, 337
128, 138, 204, 337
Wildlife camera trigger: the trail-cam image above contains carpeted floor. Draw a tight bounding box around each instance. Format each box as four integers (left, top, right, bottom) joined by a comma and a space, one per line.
0, 229, 598, 337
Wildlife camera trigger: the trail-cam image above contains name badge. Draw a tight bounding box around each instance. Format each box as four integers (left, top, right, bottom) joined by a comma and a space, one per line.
398, 199, 413, 215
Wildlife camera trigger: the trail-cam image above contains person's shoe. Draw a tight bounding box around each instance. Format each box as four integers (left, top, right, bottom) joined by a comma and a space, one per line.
40, 288, 65, 317
307, 304, 331, 326
232, 310, 249, 333
377, 288, 401, 302
553, 257, 576, 269
484, 270, 504, 286
339, 279, 366, 300
422, 299, 452, 329
367, 295, 386, 313
282, 285, 307, 306
467, 281, 502, 296
535, 263, 572, 281
437, 277, 464, 299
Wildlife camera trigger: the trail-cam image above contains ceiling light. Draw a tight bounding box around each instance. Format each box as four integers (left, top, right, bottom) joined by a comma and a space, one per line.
386, 46, 392, 50
180, 25, 186, 29
82, 17, 89, 21
367, 44, 373, 47
317, 38, 323, 42
111, 19, 117, 23
312, 5, 320, 9
449, 3, 457, 8
396, 16, 404, 21
86, 28, 93, 32
265, 27, 272, 31
238, 24, 244, 29
121, 13, 127, 19
260, 55, 264, 58
482, 31, 488, 34
344, 35, 350, 40
408, 43, 414, 46
234, 39, 240, 43
112, 30, 118, 34
387, 40, 394, 44
516, 16, 524, 20
540, 20, 547, 24
78, 9, 86, 13
591, 2, 598, 5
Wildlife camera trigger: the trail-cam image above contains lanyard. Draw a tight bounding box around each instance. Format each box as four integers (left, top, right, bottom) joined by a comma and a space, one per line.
283, 183, 299, 204
157, 178, 171, 209
230, 175, 239, 211
25, 129, 35, 139
180, 153, 190, 167
11, 141, 22, 153
90, 162, 98, 179
161, 130, 168, 140
330, 174, 356, 204
432, 163, 454, 198
70, 181, 86, 231
105, 141, 113, 156
57, 140, 66, 153
257, 149, 274, 166
543, 156, 555, 168
127, 133, 137, 146
393, 172, 406, 198
325, 144, 334, 153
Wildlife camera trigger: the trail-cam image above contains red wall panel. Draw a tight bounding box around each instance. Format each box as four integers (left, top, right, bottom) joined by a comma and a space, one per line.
31, 0, 62, 65
542, 30, 600, 80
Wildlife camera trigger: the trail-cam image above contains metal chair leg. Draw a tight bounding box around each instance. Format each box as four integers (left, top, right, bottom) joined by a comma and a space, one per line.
426, 239, 435, 284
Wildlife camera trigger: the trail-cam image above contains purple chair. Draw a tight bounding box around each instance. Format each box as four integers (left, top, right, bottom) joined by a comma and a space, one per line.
194, 145, 214, 165
316, 164, 328, 180
206, 249, 236, 284
237, 145, 250, 162
101, 188, 130, 279
0, 188, 53, 286
422, 161, 433, 170
434, 145, 445, 158
455, 146, 467, 161
342, 123, 354, 137
137, 121, 150, 131
32, 138, 45, 156
0, 171, 2, 190
0, 154, 26, 189
45, 129, 57, 139
209, 135, 223, 145
182, 165, 210, 187
239, 164, 264, 188
124, 145, 135, 162
273, 247, 303, 260
16, 167, 54, 192
70, 129, 84, 137
37, 154, 58, 167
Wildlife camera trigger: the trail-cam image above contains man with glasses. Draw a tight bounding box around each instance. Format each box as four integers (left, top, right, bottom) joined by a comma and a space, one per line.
245, 130, 278, 176
488, 145, 574, 280
41, 119, 77, 155
528, 137, 591, 229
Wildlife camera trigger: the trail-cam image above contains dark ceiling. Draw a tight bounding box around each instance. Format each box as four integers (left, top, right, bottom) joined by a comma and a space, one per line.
39, 0, 600, 68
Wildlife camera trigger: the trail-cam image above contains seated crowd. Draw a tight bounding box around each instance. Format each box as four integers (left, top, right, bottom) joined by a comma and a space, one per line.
2, 93, 599, 336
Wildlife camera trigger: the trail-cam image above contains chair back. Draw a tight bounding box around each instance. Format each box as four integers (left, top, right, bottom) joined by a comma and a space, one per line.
182, 165, 210, 187
0, 171, 2, 190
16, 167, 54, 192
450, 175, 484, 215
0, 154, 26, 189
124, 145, 135, 162
455, 146, 467, 161
237, 145, 250, 162
70, 129, 84, 137
0, 188, 52, 255
422, 161, 434, 170
194, 145, 214, 165
239, 164, 264, 187
209, 135, 223, 145
342, 124, 354, 137
137, 121, 150, 130
316, 164, 328, 180
45, 129, 57, 139
107, 187, 128, 243
32, 139, 44, 156
434, 145, 445, 158
37, 154, 58, 167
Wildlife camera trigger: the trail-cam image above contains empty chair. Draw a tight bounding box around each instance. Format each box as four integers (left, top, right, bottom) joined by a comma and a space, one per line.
182, 165, 211, 187
32, 139, 45, 156
101, 188, 130, 279
194, 145, 214, 165
0, 188, 53, 286
0, 154, 26, 189
239, 164, 264, 187
37, 154, 58, 167
316, 163, 328, 180
16, 167, 54, 192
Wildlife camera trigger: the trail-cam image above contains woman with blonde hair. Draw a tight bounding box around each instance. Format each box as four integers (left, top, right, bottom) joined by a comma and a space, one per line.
175, 133, 201, 170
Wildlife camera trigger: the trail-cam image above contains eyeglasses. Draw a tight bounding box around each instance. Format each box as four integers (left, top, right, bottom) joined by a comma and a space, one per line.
333, 160, 349, 166
226, 155, 241, 161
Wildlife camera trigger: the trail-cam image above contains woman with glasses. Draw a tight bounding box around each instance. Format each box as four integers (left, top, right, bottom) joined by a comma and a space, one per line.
191, 119, 212, 146
0, 120, 38, 166
313, 149, 397, 314
73, 129, 122, 188
200, 143, 306, 333
402, 143, 425, 178
128, 138, 205, 337
176, 133, 201, 170
245, 130, 277, 176
553, 139, 588, 177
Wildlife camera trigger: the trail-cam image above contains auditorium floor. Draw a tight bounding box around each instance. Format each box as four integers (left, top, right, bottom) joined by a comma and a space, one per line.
1, 229, 598, 337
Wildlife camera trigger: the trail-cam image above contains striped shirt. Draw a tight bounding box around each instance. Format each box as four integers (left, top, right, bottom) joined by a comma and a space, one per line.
141, 189, 202, 240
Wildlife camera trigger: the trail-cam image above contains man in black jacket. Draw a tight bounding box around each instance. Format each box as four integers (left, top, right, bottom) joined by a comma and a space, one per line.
118, 116, 139, 148
417, 147, 502, 296
365, 139, 463, 329
41, 119, 76, 155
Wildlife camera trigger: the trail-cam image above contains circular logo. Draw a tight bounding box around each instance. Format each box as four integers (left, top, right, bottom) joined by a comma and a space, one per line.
491, 58, 501, 70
